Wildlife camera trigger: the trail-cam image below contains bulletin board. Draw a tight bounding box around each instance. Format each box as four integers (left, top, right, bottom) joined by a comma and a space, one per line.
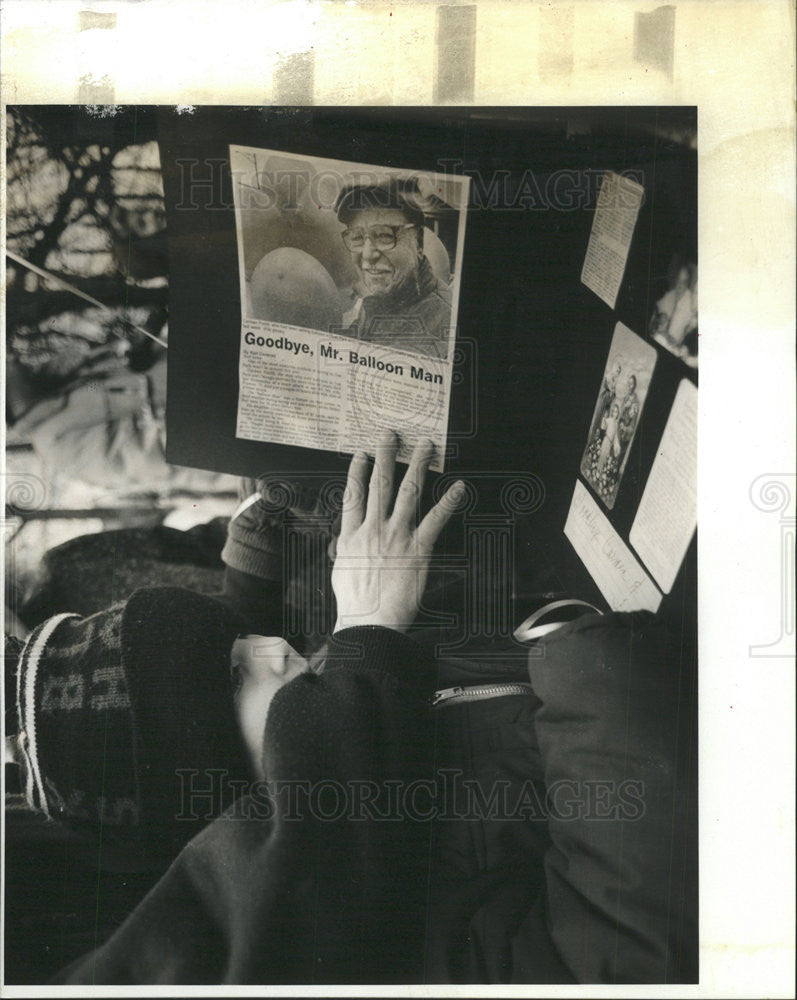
159, 105, 697, 626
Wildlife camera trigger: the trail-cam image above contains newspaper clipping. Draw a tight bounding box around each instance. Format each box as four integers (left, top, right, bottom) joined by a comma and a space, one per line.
230, 146, 470, 470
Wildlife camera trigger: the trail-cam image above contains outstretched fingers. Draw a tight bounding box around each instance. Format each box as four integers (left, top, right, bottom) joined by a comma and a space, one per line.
415, 479, 466, 550
391, 437, 435, 528
365, 430, 398, 523
341, 450, 370, 534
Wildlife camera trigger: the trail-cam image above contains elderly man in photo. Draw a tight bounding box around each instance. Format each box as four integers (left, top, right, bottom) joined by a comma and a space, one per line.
336, 178, 452, 359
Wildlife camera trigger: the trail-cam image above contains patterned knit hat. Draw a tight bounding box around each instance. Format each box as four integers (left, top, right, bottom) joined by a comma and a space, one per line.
14, 587, 251, 861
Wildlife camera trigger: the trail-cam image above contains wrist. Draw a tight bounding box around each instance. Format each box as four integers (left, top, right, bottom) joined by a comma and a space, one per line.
326, 624, 433, 696
333, 617, 409, 635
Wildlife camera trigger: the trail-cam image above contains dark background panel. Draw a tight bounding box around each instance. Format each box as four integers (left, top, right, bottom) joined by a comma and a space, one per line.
157, 106, 697, 627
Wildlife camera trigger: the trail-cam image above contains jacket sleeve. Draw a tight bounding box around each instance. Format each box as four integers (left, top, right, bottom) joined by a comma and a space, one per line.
53, 626, 438, 985
525, 612, 698, 984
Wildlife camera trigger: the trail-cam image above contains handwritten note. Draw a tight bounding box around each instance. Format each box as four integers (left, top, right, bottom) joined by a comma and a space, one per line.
630, 379, 697, 593
565, 479, 662, 613
581, 171, 645, 309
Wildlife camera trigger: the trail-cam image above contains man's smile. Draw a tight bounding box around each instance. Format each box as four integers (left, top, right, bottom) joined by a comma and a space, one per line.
361, 262, 397, 292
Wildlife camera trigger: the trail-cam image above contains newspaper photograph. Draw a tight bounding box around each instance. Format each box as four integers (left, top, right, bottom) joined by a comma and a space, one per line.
230, 146, 470, 470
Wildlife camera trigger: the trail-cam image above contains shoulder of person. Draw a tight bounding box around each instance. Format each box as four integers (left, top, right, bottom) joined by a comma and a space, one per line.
415, 284, 452, 324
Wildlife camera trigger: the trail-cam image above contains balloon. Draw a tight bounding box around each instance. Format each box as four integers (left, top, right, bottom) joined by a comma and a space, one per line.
249, 247, 343, 332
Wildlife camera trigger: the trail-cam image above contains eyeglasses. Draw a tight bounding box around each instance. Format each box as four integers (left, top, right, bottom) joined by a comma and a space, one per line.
341, 223, 417, 252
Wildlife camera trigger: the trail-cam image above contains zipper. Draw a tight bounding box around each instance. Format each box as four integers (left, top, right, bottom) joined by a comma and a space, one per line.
431, 682, 535, 707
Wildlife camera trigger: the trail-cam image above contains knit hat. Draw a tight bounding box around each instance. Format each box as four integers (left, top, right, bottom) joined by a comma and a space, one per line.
222, 474, 340, 581
222, 475, 316, 582
14, 587, 251, 860
335, 177, 427, 229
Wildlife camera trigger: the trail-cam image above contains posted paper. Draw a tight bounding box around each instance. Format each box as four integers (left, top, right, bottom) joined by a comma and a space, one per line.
565, 479, 662, 613
230, 146, 470, 470
630, 379, 698, 593
581, 170, 645, 309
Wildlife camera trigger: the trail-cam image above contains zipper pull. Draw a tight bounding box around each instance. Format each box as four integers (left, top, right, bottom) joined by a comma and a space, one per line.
431, 686, 464, 706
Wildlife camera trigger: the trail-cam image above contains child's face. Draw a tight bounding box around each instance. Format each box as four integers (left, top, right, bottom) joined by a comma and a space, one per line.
231, 636, 308, 779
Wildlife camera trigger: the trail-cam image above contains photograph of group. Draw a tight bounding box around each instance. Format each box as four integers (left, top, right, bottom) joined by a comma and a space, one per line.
580, 323, 657, 510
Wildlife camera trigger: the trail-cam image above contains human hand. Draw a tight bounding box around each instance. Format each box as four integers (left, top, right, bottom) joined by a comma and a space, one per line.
331, 431, 465, 634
